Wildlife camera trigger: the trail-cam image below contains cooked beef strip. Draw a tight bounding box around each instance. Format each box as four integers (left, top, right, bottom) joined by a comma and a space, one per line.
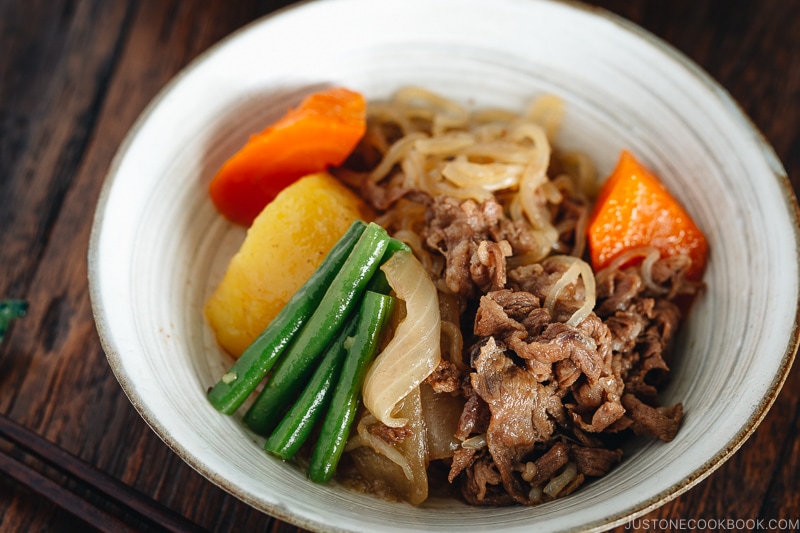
470, 337, 557, 503
449, 446, 478, 484
355, 192, 702, 506
461, 452, 516, 506
448, 253, 694, 503
570, 445, 624, 477
507, 259, 587, 323
424, 359, 462, 394
360, 175, 410, 211
369, 422, 413, 445
528, 442, 570, 487
557, 472, 587, 499
595, 268, 644, 317
453, 390, 490, 442
422, 196, 498, 297
472, 286, 626, 434
422, 195, 558, 298
474, 290, 539, 337
554, 358, 582, 389
650, 254, 704, 298
621, 393, 683, 442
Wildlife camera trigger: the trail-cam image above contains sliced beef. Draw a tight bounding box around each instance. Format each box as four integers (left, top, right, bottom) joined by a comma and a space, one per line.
507, 258, 587, 323
412, 194, 700, 507
621, 393, 683, 442
554, 358, 582, 389
360, 176, 410, 211
528, 442, 570, 487
604, 306, 649, 354
551, 189, 590, 256
473, 289, 625, 434
422, 196, 505, 297
650, 254, 704, 298
369, 422, 413, 445
595, 268, 643, 317
424, 359, 462, 394
453, 391, 490, 442
460, 452, 516, 506
470, 337, 556, 503
475, 289, 542, 332
449, 446, 478, 483
570, 445, 623, 477
620, 298, 682, 404
471, 240, 513, 294
422, 195, 562, 298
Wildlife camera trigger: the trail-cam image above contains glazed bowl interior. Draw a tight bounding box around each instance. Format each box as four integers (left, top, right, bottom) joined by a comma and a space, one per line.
88, 0, 799, 531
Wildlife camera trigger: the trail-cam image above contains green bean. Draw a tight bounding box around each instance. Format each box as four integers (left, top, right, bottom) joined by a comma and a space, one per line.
386, 237, 412, 256
366, 237, 412, 295
243, 222, 391, 435
206, 220, 366, 415
263, 319, 355, 460
308, 291, 395, 484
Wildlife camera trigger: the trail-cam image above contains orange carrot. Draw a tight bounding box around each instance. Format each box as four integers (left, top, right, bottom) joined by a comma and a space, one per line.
209, 87, 367, 226
587, 150, 708, 281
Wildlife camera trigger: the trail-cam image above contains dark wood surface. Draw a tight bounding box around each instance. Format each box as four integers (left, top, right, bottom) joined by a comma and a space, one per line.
1, 1, 798, 531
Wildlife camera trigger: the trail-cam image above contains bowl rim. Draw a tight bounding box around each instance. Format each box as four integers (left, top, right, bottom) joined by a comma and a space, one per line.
87, 0, 800, 530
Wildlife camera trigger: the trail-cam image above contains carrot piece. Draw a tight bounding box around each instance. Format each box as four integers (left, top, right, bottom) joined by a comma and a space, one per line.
587, 150, 708, 280
209, 87, 367, 226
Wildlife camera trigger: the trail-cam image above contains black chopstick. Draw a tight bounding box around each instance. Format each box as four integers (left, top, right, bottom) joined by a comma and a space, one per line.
0, 413, 208, 533
0, 446, 139, 533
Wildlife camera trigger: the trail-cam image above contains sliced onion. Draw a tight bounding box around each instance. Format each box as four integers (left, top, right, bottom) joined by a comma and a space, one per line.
545, 255, 597, 327
512, 122, 551, 226
442, 155, 524, 191
369, 132, 428, 183
419, 383, 463, 460
413, 132, 475, 155
461, 434, 487, 450
543, 462, 578, 497
349, 389, 429, 505
356, 414, 416, 482
640, 248, 670, 294
526, 93, 565, 142
544, 261, 582, 316
363, 251, 441, 427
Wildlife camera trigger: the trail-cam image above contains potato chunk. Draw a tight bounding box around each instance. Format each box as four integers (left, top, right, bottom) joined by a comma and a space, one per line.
205, 172, 373, 357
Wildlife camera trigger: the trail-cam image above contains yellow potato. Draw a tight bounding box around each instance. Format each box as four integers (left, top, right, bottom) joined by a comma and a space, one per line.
205, 172, 374, 357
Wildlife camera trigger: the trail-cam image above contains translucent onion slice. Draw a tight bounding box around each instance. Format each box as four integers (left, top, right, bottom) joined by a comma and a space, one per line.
441, 155, 523, 191
526, 93, 565, 142
367, 102, 415, 137
513, 121, 552, 229
393, 86, 467, 117
545, 255, 597, 327
543, 462, 578, 497
413, 132, 475, 155
544, 261, 582, 317
457, 141, 535, 164
356, 414, 415, 482
419, 383, 462, 460
363, 251, 441, 427
369, 132, 428, 183
350, 390, 429, 504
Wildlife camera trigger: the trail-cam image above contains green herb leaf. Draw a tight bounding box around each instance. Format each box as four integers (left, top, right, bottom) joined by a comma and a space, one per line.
0, 299, 28, 343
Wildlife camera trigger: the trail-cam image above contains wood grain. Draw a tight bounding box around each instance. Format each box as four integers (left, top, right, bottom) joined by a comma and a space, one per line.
0, 1, 797, 531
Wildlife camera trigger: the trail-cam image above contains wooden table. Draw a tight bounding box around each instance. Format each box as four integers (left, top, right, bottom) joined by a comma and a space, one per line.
1, 1, 798, 531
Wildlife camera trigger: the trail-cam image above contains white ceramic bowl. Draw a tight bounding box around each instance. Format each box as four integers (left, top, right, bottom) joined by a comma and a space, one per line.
88, 0, 800, 531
